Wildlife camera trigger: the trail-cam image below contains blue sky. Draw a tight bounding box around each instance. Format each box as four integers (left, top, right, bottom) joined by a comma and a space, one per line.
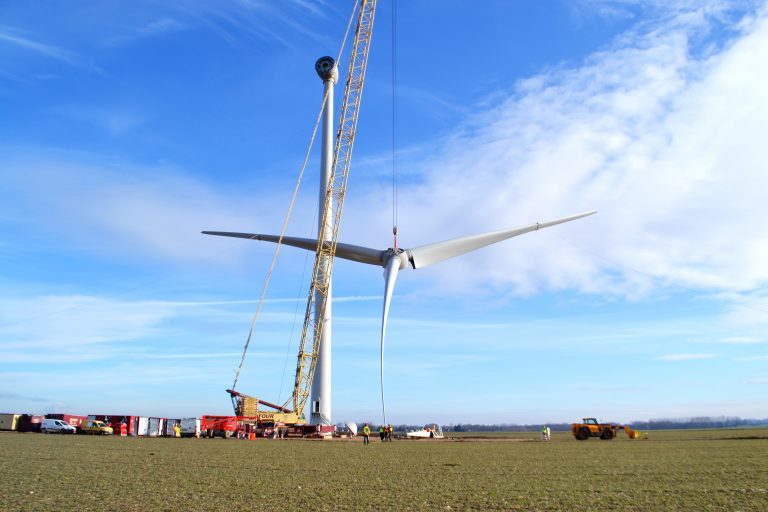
2, 0, 768, 425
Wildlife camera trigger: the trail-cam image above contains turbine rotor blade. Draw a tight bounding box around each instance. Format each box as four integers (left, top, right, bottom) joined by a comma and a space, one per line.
202, 231, 385, 266
407, 210, 597, 269
380, 255, 401, 425
202, 231, 316, 250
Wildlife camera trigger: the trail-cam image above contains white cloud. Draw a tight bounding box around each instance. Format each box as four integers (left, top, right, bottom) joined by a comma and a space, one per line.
719, 336, 765, 344
658, 353, 716, 361
168, 0, 331, 48
0, 28, 79, 64
735, 355, 768, 362
0, 391, 48, 402
1, 297, 211, 363
0, 295, 183, 363
0, 153, 294, 265
7, 4, 767, 305
53, 105, 147, 135
341, 3, 768, 300
719, 291, 768, 326
138, 18, 187, 36
0, 293, 387, 363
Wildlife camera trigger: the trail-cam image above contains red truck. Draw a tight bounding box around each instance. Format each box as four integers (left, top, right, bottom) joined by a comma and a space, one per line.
201, 415, 332, 439
201, 415, 290, 439
201, 415, 243, 438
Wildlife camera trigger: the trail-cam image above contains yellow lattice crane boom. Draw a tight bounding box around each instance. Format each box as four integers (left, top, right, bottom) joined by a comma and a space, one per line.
289, 0, 377, 418
207, 0, 377, 426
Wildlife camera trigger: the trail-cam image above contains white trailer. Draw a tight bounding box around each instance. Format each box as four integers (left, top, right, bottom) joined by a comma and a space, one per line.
137, 417, 149, 436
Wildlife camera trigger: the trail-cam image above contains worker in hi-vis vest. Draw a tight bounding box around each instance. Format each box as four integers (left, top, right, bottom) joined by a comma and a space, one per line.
363, 423, 371, 445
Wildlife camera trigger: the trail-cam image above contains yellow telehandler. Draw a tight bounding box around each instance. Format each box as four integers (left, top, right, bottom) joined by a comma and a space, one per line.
572, 418, 640, 440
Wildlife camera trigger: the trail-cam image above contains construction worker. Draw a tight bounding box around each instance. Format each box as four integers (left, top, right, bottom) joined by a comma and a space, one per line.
362, 423, 370, 445
174, 423, 181, 438
386, 424, 393, 442
379, 424, 385, 442
541, 425, 549, 441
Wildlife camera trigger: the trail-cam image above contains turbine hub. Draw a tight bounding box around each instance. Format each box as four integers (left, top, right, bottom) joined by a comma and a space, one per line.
385, 248, 410, 270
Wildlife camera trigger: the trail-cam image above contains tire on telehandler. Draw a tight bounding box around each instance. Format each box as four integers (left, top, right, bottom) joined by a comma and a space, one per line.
600, 428, 615, 440
575, 426, 590, 440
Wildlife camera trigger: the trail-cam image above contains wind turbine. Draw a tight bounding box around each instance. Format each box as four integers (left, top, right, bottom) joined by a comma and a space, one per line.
203, 209, 596, 420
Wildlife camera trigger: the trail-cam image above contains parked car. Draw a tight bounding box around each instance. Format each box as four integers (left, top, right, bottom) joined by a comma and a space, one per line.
40, 418, 77, 434
78, 420, 113, 435
44, 414, 86, 429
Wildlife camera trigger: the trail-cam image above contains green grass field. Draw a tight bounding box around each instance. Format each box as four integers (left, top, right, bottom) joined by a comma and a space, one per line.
1, 429, 767, 511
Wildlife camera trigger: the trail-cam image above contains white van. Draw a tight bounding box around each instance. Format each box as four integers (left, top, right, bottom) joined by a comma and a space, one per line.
180, 418, 201, 438
41, 418, 76, 434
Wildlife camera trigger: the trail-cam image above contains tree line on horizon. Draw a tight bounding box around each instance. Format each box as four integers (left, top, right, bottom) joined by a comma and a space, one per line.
445, 416, 768, 432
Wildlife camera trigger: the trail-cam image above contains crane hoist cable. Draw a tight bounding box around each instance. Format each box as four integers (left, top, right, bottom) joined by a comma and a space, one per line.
230, 1, 360, 392
391, 0, 399, 250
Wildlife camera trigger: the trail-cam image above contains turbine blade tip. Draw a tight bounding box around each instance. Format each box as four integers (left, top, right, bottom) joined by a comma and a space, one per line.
569, 210, 598, 219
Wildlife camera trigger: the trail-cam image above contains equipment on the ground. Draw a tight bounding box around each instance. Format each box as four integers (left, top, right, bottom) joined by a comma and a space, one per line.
571, 418, 640, 440
406, 424, 444, 439
225, 389, 302, 424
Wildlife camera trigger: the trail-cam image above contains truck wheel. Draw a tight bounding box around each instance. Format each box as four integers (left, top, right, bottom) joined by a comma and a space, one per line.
576, 427, 590, 440
600, 429, 615, 440
224, 430, 233, 439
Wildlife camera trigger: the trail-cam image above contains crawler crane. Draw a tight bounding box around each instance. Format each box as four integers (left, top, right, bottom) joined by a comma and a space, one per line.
207, 0, 378, 436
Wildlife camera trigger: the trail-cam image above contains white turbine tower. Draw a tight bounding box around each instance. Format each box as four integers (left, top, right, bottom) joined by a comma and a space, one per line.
204, 210, 597, 422
310, 56, 338, 426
